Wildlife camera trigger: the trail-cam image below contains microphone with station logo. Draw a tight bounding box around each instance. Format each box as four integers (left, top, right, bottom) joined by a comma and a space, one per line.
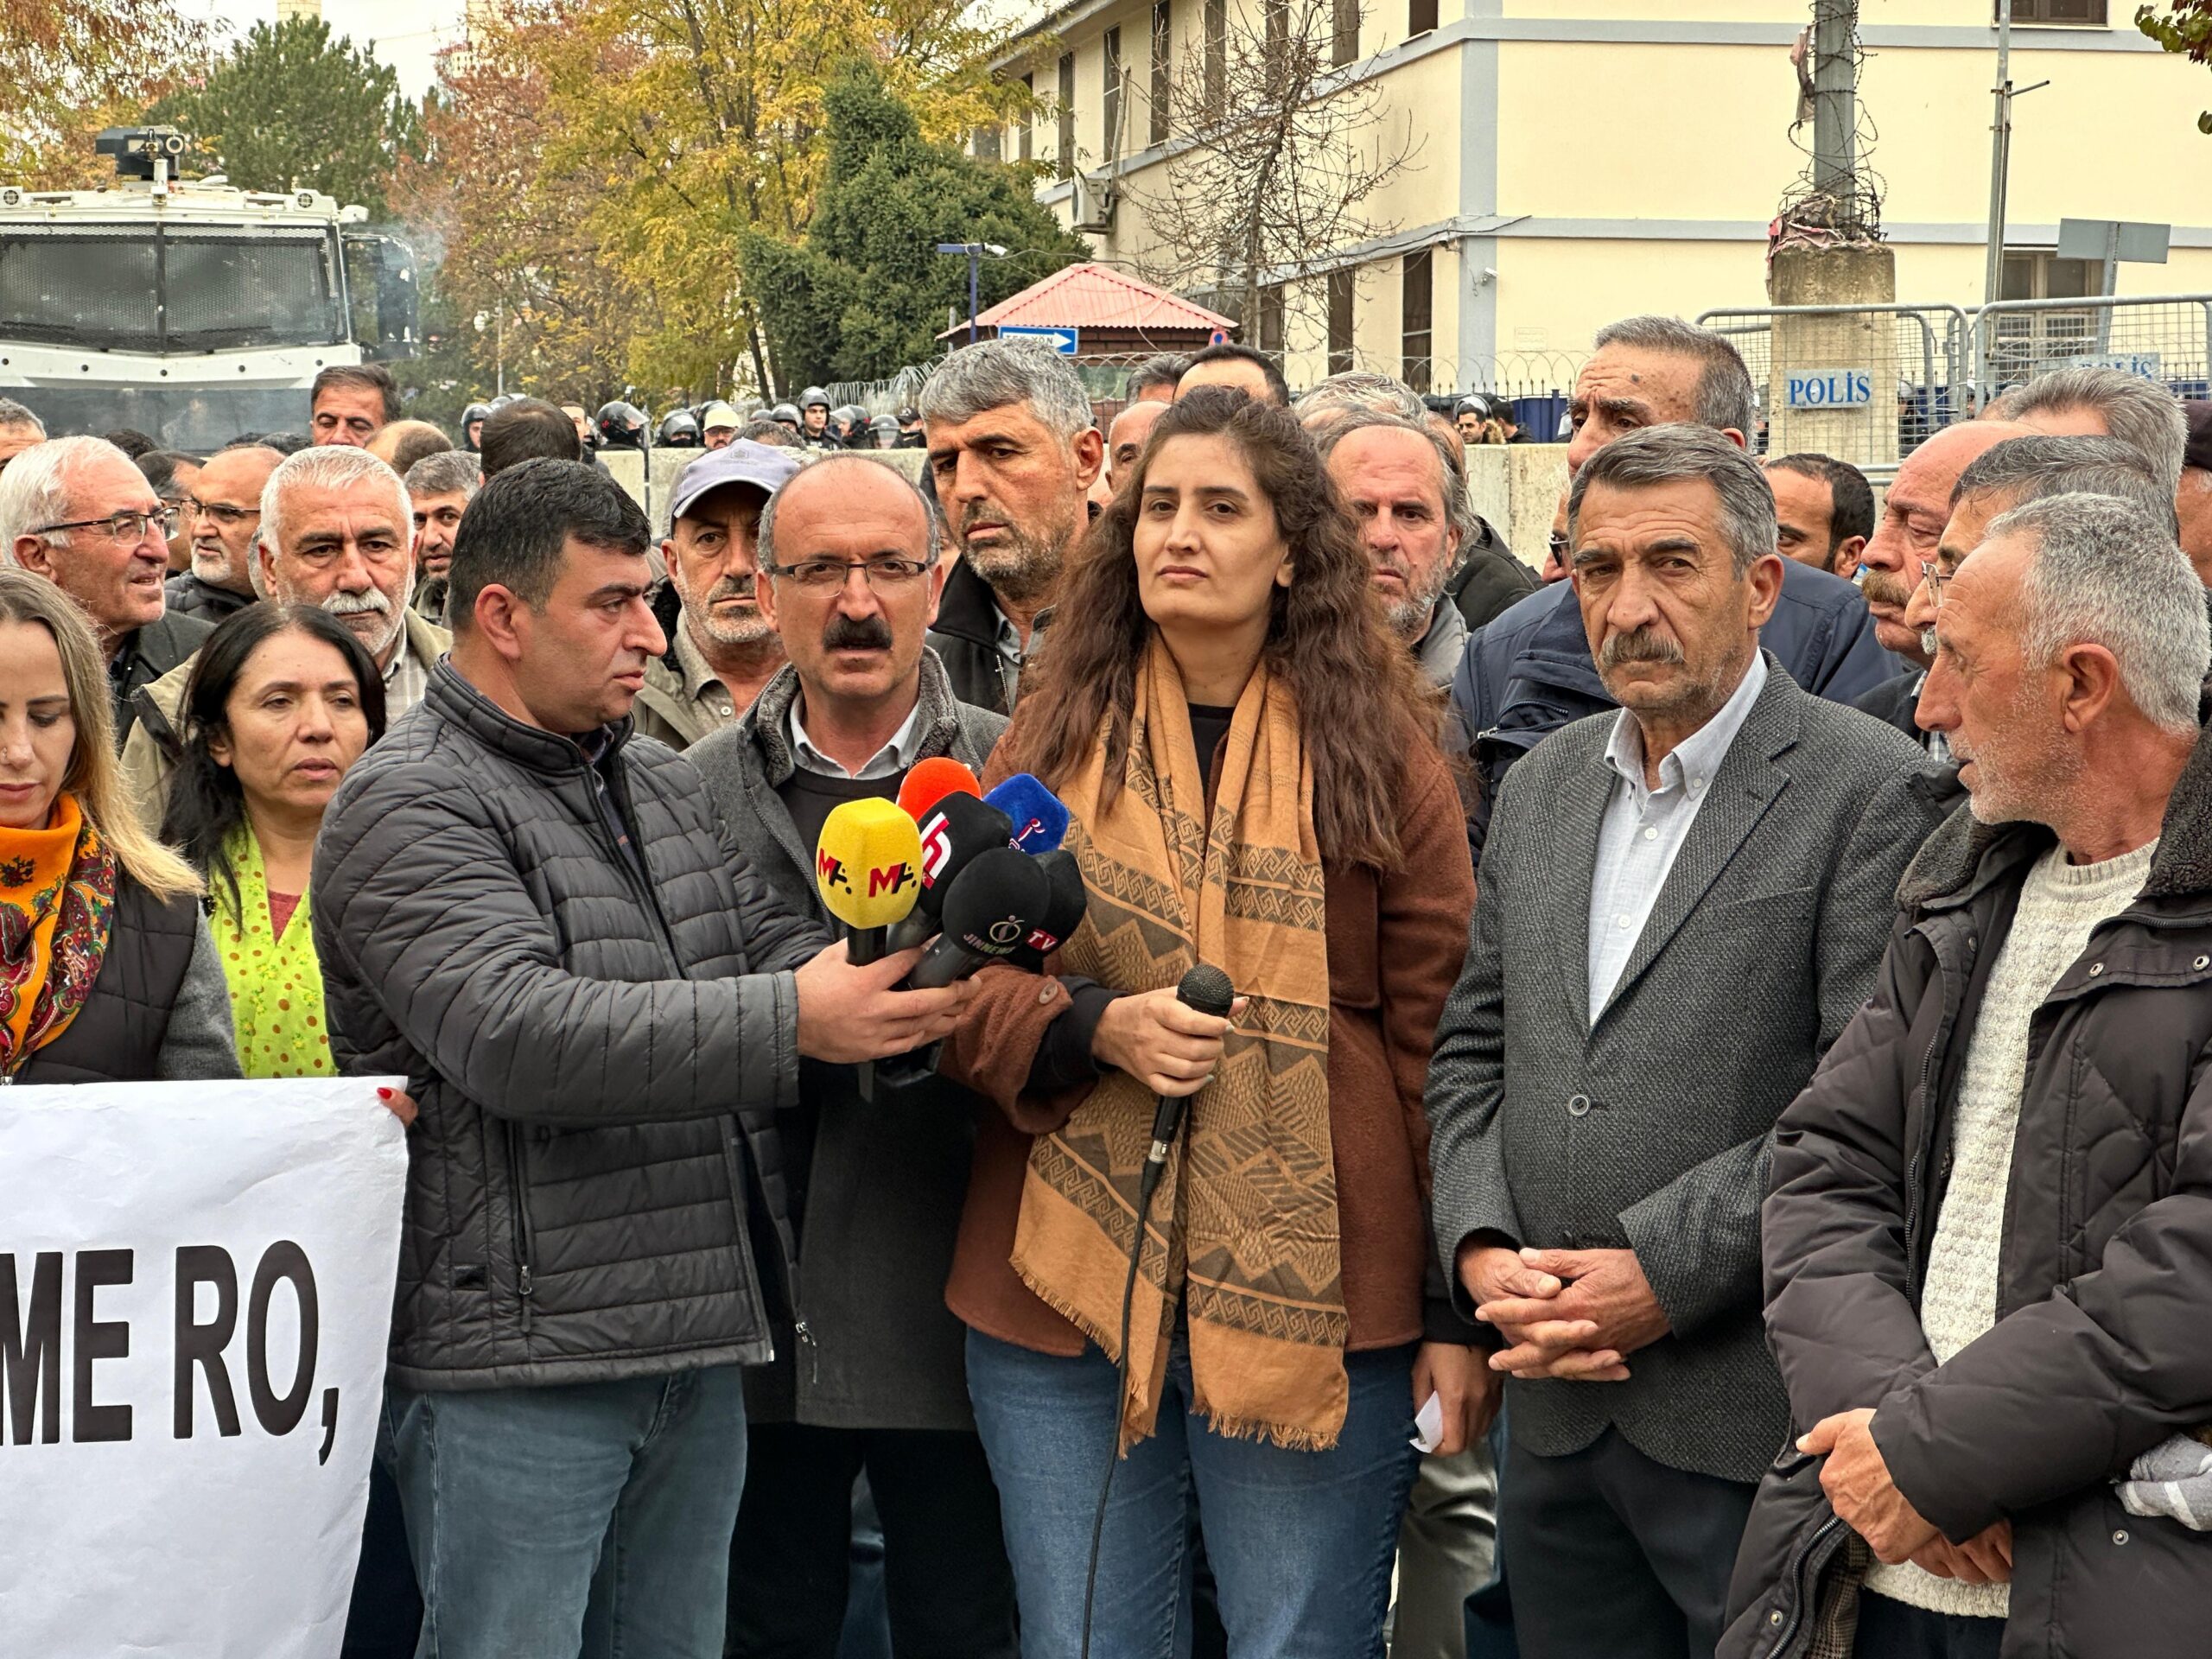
902, 849, 1052, 990
815, 798, 925, 1102
984, 773, 1071, 855
887, 791, 1014, 955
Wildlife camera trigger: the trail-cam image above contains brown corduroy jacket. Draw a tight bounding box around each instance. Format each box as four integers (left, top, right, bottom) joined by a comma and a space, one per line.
940, 734, 1478, 1356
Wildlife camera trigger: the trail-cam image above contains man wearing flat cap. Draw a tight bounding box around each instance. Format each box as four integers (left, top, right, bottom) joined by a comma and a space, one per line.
634, 440, 802, 749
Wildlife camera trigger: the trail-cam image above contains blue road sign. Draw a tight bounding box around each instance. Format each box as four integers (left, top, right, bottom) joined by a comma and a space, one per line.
997, 324, 1079, 356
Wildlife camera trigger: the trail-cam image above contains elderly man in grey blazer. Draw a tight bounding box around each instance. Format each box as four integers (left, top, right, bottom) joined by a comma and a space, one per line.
1426, 424, 1950, 1659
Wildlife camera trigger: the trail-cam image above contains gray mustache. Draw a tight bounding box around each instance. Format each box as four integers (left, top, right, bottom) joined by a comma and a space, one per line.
1599, 627, 1684, 670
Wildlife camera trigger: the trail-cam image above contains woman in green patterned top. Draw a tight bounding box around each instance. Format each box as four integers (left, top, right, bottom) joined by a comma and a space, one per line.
161, 604, 386, 1077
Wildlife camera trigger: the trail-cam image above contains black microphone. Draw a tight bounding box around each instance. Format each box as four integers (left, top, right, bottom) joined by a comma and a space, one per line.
1135, 964, 1236, 1214
1006, 849, 1087, 971
904, 849, 1052, 989
1080, 958, 1237, 1659
887, 791, 1014, 954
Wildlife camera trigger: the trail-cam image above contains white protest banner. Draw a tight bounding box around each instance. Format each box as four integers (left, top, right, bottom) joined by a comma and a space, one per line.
0, 1076, 407, 1659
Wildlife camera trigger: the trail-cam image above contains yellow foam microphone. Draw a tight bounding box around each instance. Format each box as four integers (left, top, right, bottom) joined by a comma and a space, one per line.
815, 796, 925, 964
816, 798, 925, 1102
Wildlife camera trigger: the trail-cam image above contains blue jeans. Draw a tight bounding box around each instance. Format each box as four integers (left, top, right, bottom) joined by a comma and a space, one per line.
385, 1366, 747, 1659
966, 1328, 1420, 1659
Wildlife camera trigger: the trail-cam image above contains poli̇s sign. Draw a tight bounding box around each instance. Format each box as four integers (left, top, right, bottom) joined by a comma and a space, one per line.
1783, 369, 1873, 410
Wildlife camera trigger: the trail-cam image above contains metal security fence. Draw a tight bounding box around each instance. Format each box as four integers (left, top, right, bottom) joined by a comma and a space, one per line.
1696, 302, 1972, 471
1972, 293, 2212, 410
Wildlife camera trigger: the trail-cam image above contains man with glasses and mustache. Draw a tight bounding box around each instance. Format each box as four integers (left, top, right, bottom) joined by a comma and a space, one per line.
633, 441, 800, 751
119, 446, 449, 825
0, 434, 212, 745
688, 454, 1017, 1659
921, 339, 1106, 715
165, 442, 282, 623
1427, 426, 1948, 1659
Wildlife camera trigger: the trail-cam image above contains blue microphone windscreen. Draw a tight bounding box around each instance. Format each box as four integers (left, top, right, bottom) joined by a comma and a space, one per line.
985, 773, 1071, 855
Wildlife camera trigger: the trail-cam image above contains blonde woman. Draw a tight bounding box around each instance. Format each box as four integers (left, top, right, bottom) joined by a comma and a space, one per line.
0, 569, 239, 1083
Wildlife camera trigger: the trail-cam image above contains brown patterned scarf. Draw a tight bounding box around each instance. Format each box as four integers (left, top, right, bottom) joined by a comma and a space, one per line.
0, 793, 118, 1076
1012, 639, 1347, 1451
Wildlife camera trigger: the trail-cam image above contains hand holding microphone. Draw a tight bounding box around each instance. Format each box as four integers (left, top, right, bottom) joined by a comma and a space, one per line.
1090, 969, 1246, 1099
806, 798, 966, 1087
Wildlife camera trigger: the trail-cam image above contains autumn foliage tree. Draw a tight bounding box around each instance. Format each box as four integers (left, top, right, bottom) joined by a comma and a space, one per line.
491, 0, 1035, 396
395, 21, 648, 410
1, 0, 208, 183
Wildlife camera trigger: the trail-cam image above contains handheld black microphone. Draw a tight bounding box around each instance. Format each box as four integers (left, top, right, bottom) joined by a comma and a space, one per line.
903, 849, 1052, 989
887, 791, 1014, 954
1135, 964, 1236, 1213
1080, 961, 1236, 1659
1006, 849, 1087, 971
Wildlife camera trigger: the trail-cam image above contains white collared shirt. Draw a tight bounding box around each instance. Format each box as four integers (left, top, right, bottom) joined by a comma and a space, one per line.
788, 696, 925, 780
1586, 652, 1768, 1019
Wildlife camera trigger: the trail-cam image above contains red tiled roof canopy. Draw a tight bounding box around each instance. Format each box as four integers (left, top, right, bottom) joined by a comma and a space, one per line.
940, 262, 1234, 338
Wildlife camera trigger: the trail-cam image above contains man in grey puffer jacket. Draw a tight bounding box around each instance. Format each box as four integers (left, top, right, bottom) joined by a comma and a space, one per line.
314, 459, 974, 1656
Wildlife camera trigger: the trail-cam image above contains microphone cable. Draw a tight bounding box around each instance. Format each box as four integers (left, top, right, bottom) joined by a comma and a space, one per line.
1077, 963, 1236, 1659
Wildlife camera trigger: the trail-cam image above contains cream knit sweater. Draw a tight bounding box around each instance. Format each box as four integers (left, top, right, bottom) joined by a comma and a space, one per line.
1866, 836, 2157, 1619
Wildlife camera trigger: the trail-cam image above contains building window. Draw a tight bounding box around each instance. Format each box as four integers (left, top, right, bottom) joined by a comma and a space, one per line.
1259, 283, 1285, 356
1328, 269, 1355, 375
1332, 0, 1358, 65
1057, 53, 1076, 181
1151, 0, 1172, 145
975, 124, 1001, 162
1990, 248, 2101, 386
1204, 0, 1226, 112
2005, 0, 2106, 22
1103, 28, 1123, 154
1020, 73, 1033, 162
1264, 0, 1288, 69
1402, 250, 1432, 393
1408, 0, 1438, 36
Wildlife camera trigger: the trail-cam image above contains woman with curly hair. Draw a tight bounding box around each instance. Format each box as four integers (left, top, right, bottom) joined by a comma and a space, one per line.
939, 389, 1483, 1656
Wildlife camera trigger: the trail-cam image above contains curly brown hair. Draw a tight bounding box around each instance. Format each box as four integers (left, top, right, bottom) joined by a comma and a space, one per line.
1002, 387, 1437, 870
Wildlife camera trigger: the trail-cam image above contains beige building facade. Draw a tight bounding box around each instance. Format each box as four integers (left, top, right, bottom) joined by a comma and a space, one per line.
987, 0, 2212, 399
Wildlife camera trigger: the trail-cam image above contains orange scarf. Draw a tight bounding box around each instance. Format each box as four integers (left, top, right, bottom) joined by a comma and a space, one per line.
1013, 641, 1346, 1452
0, 794, 118, 1074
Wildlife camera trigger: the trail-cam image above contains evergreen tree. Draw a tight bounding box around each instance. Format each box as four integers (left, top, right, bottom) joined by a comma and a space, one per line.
150, 16, 425, 216
744, 60, 1089, 388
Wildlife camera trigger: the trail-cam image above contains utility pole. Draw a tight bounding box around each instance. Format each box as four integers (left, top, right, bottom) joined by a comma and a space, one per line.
1811, 0, 1856, 204
1983, 0, 2014, 309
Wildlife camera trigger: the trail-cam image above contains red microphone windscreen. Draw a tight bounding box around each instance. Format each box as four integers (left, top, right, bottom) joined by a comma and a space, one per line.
898, 757, 982, 823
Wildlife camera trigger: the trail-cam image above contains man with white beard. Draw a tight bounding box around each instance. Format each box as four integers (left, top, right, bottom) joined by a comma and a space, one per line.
121, 446, 448, 825
165, 443, 282, 623
1320, 410, 1478, 684
632, 441, 800, 750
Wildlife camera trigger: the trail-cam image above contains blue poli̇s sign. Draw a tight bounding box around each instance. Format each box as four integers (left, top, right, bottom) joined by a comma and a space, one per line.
1783, 369, 1873, 410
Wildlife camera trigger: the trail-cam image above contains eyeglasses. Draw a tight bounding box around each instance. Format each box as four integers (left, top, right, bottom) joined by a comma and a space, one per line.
184, 497, 260, 527
1547, 531, 1571, 563
761, 556, 938, 591
1917, 557, 1956, 610
35, 507, 181, 543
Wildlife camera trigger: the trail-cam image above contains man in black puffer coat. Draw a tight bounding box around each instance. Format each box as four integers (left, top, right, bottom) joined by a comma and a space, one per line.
1725, 496, 2212, 1659
314, 460, 974, 1657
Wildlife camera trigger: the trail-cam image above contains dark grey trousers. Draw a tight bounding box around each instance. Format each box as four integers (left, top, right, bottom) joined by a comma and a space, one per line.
1497, 1427, 1758, 1659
